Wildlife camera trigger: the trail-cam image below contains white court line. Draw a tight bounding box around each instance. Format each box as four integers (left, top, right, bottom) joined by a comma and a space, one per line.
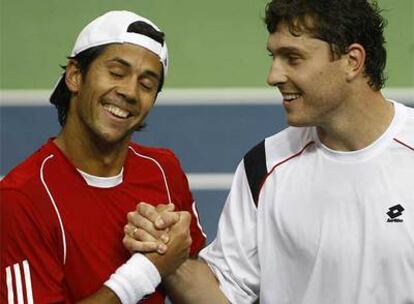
0, 173, 234, 190
187, 173, 233, 190
1, 88, 413, 106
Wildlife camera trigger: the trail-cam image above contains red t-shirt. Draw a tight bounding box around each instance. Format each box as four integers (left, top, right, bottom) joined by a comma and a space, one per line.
1, 140, 206, 303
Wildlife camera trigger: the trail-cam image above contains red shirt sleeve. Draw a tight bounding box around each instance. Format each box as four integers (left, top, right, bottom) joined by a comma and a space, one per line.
1, 188, 69, 303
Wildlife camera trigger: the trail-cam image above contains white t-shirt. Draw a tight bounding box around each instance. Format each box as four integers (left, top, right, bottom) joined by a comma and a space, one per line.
200, 101, 414, 304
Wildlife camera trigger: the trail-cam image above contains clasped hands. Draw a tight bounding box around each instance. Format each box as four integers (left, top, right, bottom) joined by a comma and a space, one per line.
123, 202, 192, 278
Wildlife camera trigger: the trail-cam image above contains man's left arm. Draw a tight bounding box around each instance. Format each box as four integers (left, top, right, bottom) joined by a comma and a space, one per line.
163, 258, 228, 304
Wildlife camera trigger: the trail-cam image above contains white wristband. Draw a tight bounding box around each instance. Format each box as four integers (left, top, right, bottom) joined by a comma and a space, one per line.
104, 253, 161, 304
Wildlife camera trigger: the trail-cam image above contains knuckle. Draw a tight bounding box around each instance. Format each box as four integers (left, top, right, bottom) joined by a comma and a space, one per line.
180, 211, 191, 223
167, 203, 176, 211
161, 214, 175, 225
127, 211, 133, 221
138, 204, 147, 216
127, 212, 139, 225
139, 202, 151, 214
152, 229, 163, 239
135, 228, 146, 241
122, 236, 128, 245
138, 202, 149, 209
122, 237, 133, 250
155, 203, 169, 212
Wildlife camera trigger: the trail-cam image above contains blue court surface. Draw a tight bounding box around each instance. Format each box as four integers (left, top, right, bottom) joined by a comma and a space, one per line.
1, 89, 413, 242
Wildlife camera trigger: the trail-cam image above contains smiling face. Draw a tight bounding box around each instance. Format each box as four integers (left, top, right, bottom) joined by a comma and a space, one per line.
65, 43, 162, 145
267, 22, 350, 128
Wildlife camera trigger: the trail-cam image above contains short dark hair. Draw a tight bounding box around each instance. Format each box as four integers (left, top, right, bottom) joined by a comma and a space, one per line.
51, 21, 166, 127
265, 0, 387, 90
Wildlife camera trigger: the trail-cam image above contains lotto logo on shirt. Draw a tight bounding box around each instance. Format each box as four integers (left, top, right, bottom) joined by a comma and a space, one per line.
386, 204, 405, 223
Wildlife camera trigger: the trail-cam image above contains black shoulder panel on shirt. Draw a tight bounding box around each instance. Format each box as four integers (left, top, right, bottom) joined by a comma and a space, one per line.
243, 140, 267, 207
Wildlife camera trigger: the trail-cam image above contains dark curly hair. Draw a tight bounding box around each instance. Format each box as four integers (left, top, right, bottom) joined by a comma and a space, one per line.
265, 0, 387, 90
50, 21, 165, 127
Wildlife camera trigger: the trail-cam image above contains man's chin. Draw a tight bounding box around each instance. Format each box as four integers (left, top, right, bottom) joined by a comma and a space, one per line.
286, 118, 309, 128
94, 130, 131, 146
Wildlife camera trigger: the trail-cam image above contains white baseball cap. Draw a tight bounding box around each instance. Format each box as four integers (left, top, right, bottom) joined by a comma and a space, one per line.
50, 10, 168, 105
71, 10, 168, 74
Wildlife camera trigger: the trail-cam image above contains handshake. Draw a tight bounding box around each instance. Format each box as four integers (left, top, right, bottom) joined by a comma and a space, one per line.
123, 203, 193, 278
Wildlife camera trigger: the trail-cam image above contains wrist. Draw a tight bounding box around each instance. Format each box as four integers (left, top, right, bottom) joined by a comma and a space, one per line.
104, 253, 161, 304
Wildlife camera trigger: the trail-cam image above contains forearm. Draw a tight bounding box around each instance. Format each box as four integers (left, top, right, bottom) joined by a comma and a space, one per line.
163, 258, 228, 304
79, 253, 160, 304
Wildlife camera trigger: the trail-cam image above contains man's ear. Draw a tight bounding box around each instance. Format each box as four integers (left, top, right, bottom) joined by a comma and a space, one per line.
345, 43, 366, 83
65, 59, 82, 93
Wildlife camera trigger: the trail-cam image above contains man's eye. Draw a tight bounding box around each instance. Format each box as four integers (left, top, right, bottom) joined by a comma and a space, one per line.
287, 55, 302, 64
110, 71, 124, 77
140, 80, 155, 90
140, 78, 157, 90
292, 54, 301, 59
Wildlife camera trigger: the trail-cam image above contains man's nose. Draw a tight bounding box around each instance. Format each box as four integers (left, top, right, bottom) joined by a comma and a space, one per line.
267, 58, 288, 87
116, 77, 139, 104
